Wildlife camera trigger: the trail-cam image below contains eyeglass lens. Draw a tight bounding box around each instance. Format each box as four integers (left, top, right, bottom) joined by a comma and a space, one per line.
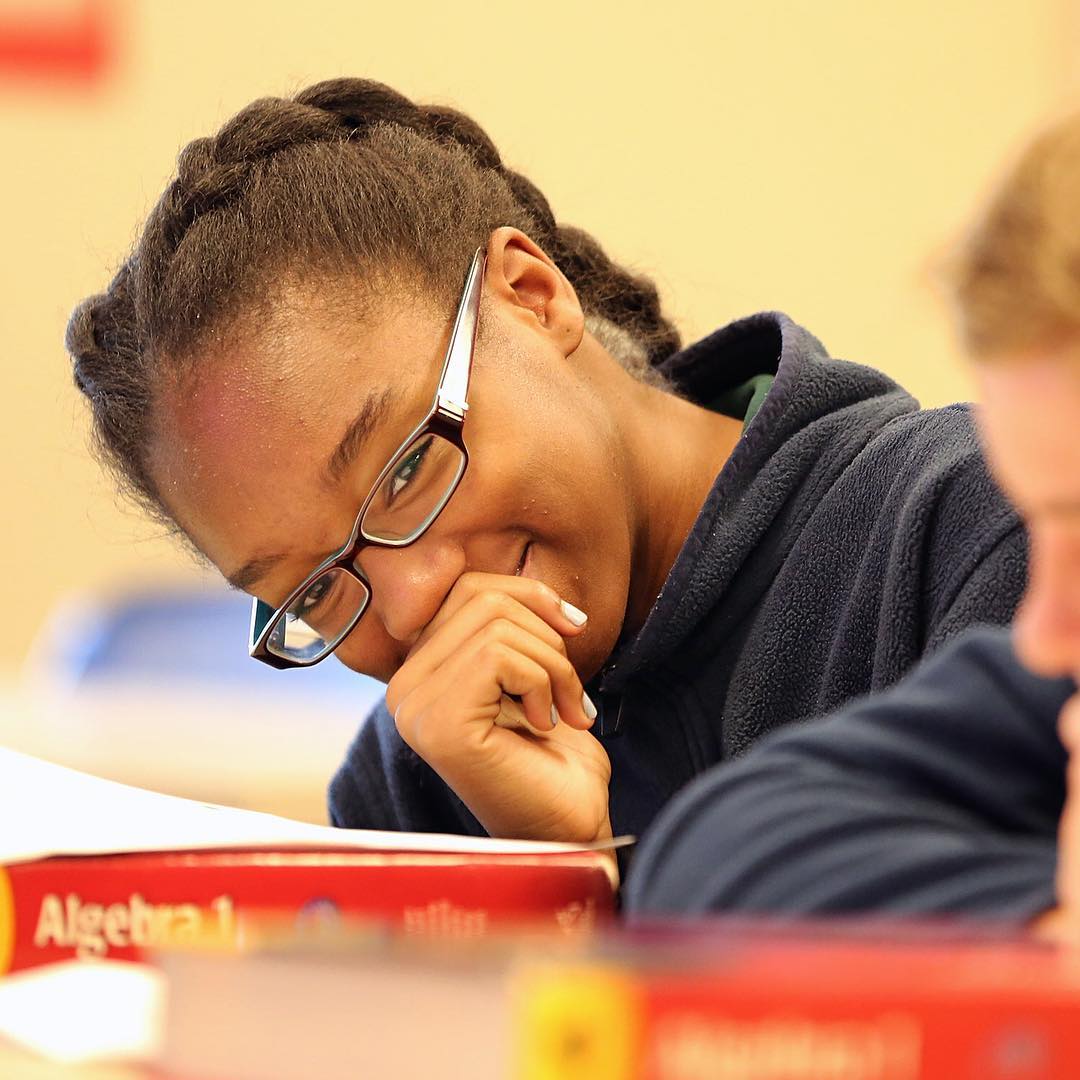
265, 433, 465, 663
361, 433, 466, 544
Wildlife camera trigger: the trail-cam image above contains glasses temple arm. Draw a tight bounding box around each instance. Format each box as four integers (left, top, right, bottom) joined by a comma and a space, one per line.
435, 247, 486, 415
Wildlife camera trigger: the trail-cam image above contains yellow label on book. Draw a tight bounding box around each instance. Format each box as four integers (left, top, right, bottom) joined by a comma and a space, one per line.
0, 868, 12, 975
513, 964, 641, 1080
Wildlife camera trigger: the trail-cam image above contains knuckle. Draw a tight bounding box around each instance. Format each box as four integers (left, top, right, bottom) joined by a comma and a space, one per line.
531, 579, 559, 606
475, 589, 513, 619
476, 639, 509, 668
480, 617, 514, 644
553, 655, 577, 684
452, 571, 483, 598
391, 700, 413, 739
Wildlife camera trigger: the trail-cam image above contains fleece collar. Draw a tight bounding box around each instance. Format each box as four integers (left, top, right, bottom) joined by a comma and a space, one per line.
598, 311, 916, 695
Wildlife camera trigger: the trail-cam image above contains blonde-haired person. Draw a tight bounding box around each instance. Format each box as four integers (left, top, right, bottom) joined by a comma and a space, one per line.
626, 113, 1080, 926
68, 79, 1025, 858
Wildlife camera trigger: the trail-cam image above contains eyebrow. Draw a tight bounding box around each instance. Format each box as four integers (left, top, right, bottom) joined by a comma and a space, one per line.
224, 387, 398, 594
324, 388, 397, 485
226, 554, 287, 593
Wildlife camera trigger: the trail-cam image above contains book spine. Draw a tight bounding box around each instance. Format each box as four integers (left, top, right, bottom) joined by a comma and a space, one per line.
513, 966, 1080, 1080
0, 854, 612, 974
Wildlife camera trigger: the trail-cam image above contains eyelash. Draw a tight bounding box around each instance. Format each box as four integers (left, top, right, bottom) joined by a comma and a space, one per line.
386, 437, 433, 502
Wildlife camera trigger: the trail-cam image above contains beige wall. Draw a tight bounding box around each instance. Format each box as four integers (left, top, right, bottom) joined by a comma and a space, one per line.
0, 0, 1074, 665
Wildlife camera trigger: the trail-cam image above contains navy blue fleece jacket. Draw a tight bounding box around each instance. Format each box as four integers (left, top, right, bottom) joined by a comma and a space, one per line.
329, 312, 1028, 849
625, 628, 1073, 921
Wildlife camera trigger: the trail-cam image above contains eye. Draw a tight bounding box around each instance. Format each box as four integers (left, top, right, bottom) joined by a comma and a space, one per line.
296, 576, 333, 619
386, 436, 434, 503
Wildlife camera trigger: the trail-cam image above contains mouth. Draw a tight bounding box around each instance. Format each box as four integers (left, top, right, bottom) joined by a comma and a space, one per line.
514, 541, 533, 579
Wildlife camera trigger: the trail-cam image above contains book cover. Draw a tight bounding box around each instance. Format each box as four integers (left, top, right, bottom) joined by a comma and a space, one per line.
515, 929, 1080, 1079
152, 922, 1080, 1080
0, 848, 615, 974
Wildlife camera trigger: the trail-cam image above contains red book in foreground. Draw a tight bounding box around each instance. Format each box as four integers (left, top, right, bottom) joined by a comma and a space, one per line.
517, 925, 1080, 1079
0, 847, 614, 975
0, 748, 619, 975
148, 921, 1080, 1080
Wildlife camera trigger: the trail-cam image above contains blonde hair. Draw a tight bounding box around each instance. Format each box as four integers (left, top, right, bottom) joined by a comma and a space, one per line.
952, 112, 1080, 360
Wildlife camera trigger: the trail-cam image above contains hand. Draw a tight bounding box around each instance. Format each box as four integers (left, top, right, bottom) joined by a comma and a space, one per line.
1034, 693, 1080, 943
385, 573, 612, 845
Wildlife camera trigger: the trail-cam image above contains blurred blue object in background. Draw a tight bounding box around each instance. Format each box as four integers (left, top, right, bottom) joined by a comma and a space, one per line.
12, 585, 385, 821
28, 586, 378, 702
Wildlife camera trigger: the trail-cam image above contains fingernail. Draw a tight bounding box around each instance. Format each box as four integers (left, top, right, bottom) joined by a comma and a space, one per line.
581, 691, 598, 721
550, 704, 560, 728
560, 600, 588, 626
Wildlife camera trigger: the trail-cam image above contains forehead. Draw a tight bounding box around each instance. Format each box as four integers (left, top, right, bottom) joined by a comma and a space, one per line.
147, 285, 445, 565
975, 349, 1080, 510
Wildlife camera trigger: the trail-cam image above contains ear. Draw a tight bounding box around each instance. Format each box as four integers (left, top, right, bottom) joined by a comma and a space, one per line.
484, 227, 585, 357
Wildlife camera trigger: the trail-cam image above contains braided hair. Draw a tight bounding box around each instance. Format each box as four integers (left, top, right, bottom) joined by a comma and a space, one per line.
67, 78, 681, 525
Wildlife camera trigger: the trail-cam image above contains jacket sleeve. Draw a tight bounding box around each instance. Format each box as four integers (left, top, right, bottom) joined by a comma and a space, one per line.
624, 628, 1073, 921
328, 700, 485, 836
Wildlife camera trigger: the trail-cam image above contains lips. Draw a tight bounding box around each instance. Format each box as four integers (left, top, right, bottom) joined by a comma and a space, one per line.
514, 542, 533, 578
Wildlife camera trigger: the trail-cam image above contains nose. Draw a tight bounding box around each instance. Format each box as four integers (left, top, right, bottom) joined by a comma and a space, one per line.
356, 535, 466, 646
1012, 528, 1080, 679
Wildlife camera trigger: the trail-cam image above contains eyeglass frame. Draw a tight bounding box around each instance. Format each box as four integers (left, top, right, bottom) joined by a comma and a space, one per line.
248, 246, 487, 670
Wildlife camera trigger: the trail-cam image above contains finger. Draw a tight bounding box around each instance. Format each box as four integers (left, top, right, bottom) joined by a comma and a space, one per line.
403, 619, 594, 733
389, 586, 585, 715
466, 622, 594, 731
418, 572, 588, 649
402, 591, 570, 687
388, 606, 564, 719
493, 694, 533, 731
394, 642, 557, 753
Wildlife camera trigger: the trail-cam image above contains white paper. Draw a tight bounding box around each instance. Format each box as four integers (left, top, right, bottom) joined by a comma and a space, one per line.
0, 747, 625, 865
0, 960, 164, 1063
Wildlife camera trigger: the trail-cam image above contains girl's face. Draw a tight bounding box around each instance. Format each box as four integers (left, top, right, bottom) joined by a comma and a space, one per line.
147, 240, 638, 684
975, 346, 1080, 689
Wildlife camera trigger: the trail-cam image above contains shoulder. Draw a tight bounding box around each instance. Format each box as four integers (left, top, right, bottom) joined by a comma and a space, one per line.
624, 628, 1071, 918
867, 401, 984, 473
853, 403, 1023, 570
734, 627, 1070, 773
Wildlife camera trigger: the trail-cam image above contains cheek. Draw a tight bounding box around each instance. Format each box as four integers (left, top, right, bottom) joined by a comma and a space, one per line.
333, 619, 401, 683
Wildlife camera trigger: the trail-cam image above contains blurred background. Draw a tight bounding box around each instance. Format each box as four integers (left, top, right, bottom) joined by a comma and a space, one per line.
0, 0, 1077, 821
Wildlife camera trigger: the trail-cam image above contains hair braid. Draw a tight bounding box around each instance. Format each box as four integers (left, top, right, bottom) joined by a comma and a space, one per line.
68, 76, 681, 526
66, 259, 163, 515
414, 100, 679, 367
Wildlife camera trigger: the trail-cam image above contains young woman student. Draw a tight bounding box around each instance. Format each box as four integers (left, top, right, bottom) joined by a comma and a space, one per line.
626, 112, 1080, 932
68, 78, 1025, 855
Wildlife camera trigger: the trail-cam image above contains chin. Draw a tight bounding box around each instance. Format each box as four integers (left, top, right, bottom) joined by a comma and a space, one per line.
516, 539, 626, 682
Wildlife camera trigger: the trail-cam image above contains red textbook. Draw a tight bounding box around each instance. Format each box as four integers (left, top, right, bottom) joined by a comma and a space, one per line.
149, 920, 1080, 1080
516, 923, 1080, 1079
0, 848, 614, 974
0, 748, 619, 974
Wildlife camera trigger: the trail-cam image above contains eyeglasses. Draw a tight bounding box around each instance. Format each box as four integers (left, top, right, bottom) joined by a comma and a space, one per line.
249, 247, 486, 669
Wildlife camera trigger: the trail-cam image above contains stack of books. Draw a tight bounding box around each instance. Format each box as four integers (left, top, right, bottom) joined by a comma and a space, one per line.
5, 748, 1080, 1078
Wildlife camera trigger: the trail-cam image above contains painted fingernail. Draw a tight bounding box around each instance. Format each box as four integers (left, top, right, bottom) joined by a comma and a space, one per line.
560, 600, 588, 626
550, 704, 560, 728
581, 691, 598, 721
